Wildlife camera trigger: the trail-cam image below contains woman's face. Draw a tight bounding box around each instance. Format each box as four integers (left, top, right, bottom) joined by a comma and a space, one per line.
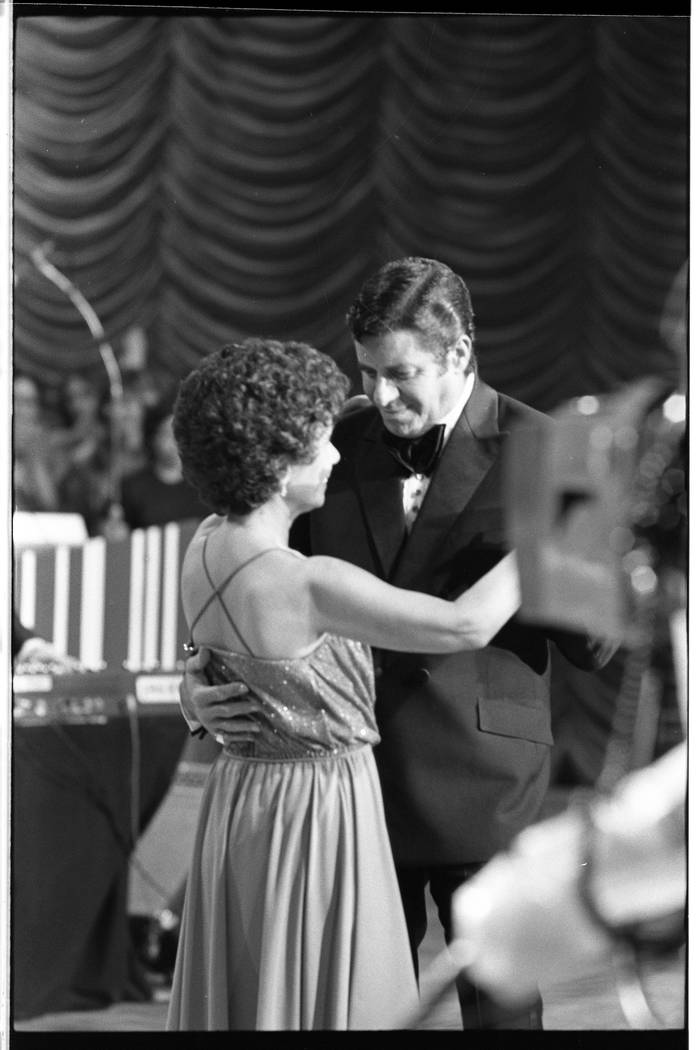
285, 425, 340, 513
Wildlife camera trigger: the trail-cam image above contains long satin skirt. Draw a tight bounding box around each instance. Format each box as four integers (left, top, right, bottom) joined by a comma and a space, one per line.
166, 744, 419, 1030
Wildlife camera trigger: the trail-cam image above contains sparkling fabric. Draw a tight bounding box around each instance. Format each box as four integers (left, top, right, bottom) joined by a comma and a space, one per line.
167, 633, 418, 1030
205, 635, 380, 759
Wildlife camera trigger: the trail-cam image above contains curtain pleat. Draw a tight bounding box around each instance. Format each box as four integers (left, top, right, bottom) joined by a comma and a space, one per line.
13, 15, 169, 368
14, 13, 687, 396
154, 15, 382, 376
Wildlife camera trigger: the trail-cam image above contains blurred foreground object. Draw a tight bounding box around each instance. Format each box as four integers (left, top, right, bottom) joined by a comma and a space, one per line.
505, 257, 686, 654
449, 740, 686, 1022
504, 376, 686, 649
446, 265, 687, 1028
396, 734, 686, 1030
13, 510, 88, 548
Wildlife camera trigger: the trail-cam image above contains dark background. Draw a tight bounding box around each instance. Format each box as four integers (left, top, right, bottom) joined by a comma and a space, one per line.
13, 12, 688, 403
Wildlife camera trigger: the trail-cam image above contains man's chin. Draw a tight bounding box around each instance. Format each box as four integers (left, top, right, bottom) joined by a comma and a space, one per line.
380, 415, 421, 437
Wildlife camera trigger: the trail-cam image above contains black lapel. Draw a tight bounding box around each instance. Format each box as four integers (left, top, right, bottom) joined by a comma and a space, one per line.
391, 379, 504, 588
354, 417, 408, 579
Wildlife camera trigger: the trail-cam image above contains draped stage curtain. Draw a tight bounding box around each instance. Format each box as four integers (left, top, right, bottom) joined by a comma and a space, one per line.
12, 13, 689, 784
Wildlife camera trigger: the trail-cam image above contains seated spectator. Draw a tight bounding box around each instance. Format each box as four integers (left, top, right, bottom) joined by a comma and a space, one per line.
51, 371, 111, 480
52, 371, 126, 537
119, 400, 209, 530
13, 373, 60, 512
123, 364, 177, 413
109, 371, 149, 481
57, 439, 117, 537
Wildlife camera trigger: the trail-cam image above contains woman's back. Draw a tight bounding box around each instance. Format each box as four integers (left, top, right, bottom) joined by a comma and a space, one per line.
182, 516, 324, 659
181, 517, 379, 758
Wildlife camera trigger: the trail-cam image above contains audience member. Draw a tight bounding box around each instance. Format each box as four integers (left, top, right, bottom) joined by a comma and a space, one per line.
57, 440, 116, 537
12, 373, 61, 513
108, 371, 149, 481
120, 400, 209, 530
51, 371, 111, 479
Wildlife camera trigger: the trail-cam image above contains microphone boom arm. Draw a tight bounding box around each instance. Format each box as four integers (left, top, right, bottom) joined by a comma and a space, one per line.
30, 243, 125, 506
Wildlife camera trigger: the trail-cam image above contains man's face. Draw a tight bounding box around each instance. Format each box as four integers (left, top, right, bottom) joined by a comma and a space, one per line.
355, 329, 472, 438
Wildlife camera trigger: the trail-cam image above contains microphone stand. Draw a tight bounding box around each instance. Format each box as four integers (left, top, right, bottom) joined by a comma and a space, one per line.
29, 243, 126, 524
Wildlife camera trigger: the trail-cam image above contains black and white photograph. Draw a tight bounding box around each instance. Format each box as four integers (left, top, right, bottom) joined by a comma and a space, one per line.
3, 4, 690, 1044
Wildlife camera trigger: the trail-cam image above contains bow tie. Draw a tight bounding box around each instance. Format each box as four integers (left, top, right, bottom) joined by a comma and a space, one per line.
382, 424, 446, 477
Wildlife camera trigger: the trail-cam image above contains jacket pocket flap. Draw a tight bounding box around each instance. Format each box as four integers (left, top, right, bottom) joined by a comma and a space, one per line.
477, 698, 553, 745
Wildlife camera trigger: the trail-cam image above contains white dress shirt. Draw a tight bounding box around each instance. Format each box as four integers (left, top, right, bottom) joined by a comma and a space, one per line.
402, 372, 475, 530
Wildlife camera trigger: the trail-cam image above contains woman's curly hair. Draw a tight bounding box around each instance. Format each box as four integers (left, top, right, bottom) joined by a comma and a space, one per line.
173, 338, 350, 514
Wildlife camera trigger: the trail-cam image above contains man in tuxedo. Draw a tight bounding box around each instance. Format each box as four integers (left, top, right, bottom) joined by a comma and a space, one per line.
180, 257, 614, 1028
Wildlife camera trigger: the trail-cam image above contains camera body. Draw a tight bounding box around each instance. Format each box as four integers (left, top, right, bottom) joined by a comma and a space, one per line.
505, 377, 684, 646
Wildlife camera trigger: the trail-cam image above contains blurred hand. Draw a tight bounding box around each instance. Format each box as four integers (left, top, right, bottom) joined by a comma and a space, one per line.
15, 637, 83, 672
450, 810, 611, 1007
451, 745, 686, 1006
180, 646, 262, 743
586, 633, 622, 669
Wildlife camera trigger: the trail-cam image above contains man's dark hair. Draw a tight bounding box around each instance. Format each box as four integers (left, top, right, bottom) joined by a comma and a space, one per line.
346, 257, 476, 365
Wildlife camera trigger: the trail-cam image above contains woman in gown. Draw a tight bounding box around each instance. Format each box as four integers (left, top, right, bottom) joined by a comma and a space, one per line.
165, 338, 522, 1031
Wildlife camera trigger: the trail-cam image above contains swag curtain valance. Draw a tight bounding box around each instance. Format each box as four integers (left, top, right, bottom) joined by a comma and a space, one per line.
13, 13, 688, 407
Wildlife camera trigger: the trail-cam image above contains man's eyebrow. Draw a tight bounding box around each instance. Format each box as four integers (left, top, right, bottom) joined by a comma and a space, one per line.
358, 362, 416, 374
385, 365, 417, 376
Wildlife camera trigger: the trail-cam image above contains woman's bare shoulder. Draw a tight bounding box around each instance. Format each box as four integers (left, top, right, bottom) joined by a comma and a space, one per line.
193, 513, 225, 541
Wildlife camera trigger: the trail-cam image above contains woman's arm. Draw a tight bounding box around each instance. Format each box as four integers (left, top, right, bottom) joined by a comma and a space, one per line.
178, 549, 520, 740
306, 551, 521, 653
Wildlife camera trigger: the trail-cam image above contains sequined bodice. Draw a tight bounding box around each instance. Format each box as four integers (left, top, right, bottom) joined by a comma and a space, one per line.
206, 634, 379, 760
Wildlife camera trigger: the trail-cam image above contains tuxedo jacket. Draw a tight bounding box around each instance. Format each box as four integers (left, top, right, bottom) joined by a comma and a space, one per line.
291, 378, 600, 866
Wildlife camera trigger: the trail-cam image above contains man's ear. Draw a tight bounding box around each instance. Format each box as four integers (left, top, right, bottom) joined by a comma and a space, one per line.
338, 394, 371, 420
451, 334, 473, 374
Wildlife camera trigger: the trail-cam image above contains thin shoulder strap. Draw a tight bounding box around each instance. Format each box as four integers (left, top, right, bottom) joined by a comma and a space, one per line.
188, 537, 297, 655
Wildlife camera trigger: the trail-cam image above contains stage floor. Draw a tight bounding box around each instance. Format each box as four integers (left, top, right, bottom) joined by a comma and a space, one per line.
10, 786, 687, 1035
11, 890, 686, 1033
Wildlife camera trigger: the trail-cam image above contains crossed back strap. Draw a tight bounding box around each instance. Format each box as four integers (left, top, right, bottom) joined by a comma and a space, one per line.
187, 535, 295, 656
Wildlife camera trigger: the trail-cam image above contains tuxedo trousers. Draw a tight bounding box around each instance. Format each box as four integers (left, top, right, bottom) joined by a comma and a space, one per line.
396, 863, 544, 1030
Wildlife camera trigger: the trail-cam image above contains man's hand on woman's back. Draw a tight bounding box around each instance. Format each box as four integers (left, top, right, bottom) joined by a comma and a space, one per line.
180, 646, 262, 744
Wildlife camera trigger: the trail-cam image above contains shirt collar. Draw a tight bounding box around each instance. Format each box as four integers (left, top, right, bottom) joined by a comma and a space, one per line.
438, 370, 475, 443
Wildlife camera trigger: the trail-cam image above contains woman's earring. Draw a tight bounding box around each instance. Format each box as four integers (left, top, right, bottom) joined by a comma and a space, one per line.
279, 466, 291, 499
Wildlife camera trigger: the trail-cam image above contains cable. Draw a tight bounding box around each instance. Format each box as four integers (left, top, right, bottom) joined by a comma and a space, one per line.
124, 689, 141, 850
